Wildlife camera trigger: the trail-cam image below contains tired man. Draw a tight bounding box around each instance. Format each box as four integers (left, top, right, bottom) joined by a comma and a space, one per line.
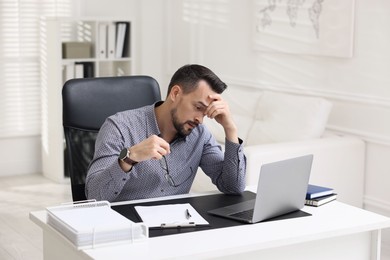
86, 64, 246, 202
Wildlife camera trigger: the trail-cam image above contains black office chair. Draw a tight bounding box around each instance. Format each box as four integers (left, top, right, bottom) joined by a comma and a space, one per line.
62, 76, 161, 201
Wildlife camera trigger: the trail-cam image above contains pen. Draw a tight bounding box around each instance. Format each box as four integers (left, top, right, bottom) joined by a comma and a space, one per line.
185, 208, 192, 219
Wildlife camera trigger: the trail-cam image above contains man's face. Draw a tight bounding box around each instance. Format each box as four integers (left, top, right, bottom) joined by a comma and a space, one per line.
171, 80, 216, 137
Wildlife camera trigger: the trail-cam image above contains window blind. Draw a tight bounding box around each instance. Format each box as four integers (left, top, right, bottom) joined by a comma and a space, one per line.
0, 0, 72, 138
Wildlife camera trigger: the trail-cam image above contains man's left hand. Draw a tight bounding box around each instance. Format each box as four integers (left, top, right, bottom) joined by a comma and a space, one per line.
205, 94, 238, 143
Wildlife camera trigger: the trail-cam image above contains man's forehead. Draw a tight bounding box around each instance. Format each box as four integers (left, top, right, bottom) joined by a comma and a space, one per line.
191, 93, 216, 107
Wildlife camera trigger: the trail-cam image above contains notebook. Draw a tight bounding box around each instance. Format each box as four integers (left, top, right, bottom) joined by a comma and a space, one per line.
208, 154, 313, 224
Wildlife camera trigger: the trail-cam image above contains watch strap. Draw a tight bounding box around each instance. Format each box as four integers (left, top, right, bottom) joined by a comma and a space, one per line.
120, 148, 138, 166
123, 156, 138, 166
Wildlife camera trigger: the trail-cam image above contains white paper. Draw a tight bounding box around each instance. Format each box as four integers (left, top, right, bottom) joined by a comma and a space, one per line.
135, 203, 209, 228
50, 206, 132, 232
46, 201, 148, 248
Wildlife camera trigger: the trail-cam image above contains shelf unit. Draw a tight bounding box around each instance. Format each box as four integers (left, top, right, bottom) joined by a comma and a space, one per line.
40, 17, 134, 182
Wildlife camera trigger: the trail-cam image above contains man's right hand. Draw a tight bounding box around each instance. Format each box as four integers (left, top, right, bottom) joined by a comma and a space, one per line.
119, 135, 170, 172
128, 135, 171, 163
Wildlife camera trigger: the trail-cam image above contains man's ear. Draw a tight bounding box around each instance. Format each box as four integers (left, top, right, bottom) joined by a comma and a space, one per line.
169, 85, 182, 102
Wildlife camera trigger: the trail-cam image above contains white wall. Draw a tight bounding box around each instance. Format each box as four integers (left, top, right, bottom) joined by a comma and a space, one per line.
0, 136, 41, 176
164, 0, 390, 204
163, 0, 390, 254
77, 0, 390, 213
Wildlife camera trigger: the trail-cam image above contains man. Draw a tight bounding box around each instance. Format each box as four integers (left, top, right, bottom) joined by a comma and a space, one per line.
86, 64, 246, 202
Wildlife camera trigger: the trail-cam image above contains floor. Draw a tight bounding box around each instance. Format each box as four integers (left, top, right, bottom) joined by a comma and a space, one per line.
0, 174, 389, 260
0, 174, 72, 260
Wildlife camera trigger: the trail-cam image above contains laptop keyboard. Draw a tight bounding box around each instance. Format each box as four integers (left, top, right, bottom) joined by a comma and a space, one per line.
230, 209, 254, 220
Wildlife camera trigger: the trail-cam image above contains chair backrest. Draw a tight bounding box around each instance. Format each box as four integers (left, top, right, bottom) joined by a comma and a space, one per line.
62, 76, 161, 201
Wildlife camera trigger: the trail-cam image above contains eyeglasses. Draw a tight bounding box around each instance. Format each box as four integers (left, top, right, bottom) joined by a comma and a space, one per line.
159, 155, 178, 187
159, 156, 195, 187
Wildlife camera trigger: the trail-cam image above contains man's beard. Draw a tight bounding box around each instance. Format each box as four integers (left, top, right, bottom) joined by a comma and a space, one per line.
171, 108, 197, 137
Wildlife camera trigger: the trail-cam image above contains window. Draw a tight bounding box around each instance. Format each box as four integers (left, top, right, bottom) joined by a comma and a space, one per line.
0, 0, 72, 138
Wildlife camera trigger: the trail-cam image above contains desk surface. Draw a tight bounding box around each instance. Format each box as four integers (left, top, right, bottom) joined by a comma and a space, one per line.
112, 190, 310, 238
30, 190, 390, 260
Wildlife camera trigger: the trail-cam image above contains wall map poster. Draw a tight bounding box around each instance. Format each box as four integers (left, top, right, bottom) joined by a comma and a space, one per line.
253, 0, 355, 57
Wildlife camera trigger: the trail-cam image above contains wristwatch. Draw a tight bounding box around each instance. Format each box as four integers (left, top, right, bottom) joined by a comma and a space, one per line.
119, 148, 138, 166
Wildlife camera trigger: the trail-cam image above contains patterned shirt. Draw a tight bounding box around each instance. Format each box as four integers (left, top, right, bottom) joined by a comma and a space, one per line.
86, 103, 246, 202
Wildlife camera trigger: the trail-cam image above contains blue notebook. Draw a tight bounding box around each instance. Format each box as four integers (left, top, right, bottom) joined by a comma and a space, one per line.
306, 184, 334, 199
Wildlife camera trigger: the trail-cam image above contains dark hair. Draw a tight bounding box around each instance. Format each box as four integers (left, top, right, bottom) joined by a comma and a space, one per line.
167, 64, 227, 96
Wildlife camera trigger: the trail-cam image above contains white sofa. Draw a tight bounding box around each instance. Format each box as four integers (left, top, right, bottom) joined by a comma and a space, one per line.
191, 86, 365, 208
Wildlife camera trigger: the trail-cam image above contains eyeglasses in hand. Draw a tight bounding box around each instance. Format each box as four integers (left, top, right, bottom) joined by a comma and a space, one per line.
159, 155, 177, 187
159, 155, 194, 187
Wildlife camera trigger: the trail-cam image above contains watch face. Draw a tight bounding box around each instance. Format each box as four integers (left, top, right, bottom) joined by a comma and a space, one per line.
119, 148, 128, 160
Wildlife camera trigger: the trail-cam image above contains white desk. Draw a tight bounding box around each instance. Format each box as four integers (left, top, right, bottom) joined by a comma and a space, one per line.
30, 191, 390, 260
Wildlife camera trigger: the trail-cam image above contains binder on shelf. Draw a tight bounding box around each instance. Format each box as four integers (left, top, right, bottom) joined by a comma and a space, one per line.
46, 200, 148, 249
107, 23, 116, 59
122, 22, 130, 58
115, 22, 129, 58
74, 63, 84, 79
98, 23, 108, 59
64, 63, 75, 81
75, 62, 94, 78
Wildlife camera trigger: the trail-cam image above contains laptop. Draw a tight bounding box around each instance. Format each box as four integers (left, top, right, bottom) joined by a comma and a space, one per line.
208, 154, 313, 224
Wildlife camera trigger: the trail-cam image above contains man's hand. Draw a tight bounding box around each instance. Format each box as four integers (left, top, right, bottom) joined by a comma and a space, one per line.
119, 135, 170, 172
130, 135, 170, 161
205, 94, 238, 143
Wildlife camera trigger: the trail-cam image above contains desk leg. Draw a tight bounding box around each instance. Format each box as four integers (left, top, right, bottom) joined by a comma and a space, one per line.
371, 230, 382, 260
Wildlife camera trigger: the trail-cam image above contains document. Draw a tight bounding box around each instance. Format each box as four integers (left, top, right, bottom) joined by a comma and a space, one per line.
135, 203, 209, 228
47, 200, 148, 249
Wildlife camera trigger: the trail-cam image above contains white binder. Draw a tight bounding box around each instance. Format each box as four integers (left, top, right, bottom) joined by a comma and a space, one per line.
107, 23, 116, 59
46, 200, 148, 249
64, 63, 75, 81
98, 23, 108, 59
74, 63, 84, 78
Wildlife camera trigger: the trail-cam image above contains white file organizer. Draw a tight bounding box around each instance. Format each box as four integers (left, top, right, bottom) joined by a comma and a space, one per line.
46, 200, 148, 249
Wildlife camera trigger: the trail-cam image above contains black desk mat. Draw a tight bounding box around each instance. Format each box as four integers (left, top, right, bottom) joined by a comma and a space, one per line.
112, 191, 311, 238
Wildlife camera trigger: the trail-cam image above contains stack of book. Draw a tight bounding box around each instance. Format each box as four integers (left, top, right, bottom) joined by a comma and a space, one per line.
46, 200, 148, 249
305, 184, 337, 207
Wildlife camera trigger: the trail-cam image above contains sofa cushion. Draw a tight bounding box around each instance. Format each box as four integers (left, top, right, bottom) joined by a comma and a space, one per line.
246, 91, 332, 145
